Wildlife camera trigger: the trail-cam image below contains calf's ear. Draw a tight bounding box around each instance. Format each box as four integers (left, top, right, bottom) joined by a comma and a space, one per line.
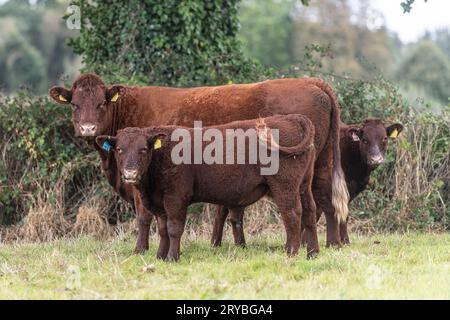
106, 85, 126, 103
96, 135, 117, 152
49, 87, 72, 104
386, 123, 404, 139
148, 133, 167, 150
348, 128, 361, 142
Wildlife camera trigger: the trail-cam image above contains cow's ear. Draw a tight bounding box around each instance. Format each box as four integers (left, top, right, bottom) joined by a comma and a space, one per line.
96, 135, 116, 152
49, 86, 72, 104
348, 128, 361, 142
106, 85, 126, 103
148, 133, 167, 151
386, 123, 404, 139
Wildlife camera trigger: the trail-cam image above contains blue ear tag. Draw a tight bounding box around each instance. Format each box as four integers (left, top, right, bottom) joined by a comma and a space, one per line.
102, 141, 112, 152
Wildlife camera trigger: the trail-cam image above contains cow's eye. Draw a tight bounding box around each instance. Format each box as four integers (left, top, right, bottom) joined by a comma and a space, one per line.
71, 103, 79, 110
117, 148, 123, 154
362, 139, 368, 144
382, 137, 388, 142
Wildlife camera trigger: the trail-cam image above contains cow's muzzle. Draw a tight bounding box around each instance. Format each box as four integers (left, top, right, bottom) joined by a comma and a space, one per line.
79, 123, 97, 136
367, 154, 384, 166
122, 169, 139, 185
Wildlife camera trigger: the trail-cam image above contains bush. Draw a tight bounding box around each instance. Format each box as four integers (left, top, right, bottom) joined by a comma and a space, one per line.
68, 0, 263, 86
0, 92, 135, 226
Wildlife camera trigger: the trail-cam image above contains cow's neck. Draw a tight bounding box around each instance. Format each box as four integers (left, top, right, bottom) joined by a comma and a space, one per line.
136, 151, 168, 213
341, 138, 375, 200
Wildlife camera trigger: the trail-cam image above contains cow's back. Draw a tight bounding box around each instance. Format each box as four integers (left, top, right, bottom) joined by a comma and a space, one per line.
128, 78, 333, 155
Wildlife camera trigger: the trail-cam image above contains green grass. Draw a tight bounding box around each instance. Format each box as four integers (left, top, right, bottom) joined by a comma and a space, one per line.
0, 233, 449, 299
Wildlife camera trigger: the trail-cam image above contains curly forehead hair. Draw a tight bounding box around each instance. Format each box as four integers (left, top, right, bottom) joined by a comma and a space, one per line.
117, 127, 144, 136
362, 118, 384, 127
72, 73, 105, 90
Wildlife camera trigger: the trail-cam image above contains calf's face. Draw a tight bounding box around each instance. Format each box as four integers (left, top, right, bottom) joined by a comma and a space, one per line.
96, 129, 165, 185
348, 119, 403, 167
49, 74, 125, 138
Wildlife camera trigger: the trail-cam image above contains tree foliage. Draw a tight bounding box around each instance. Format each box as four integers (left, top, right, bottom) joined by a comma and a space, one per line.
395, 40, 450, 104
69, 0, 262, 86
0, 0, 78, 93
292, 0, 394, 78
238, 0, 297, 68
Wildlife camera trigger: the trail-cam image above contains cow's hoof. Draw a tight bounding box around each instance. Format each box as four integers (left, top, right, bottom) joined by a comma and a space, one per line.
325, 241, 342, 249
234, 241, 246, 248
211, 240, 222, 247
166, 253, 180, 262
342, 238, 350, 245
134, 247, 149, 255
306, 250, 319, 260
156, 251, 168, 260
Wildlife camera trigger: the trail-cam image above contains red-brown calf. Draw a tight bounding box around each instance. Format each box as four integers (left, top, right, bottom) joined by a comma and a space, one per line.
96, 114, 318, 261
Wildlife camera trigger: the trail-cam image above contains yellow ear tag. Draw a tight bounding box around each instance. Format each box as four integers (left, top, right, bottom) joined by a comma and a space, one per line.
390, 129, 398, 139
154, 138, 162, 150
110, 92, 119, 102
58, 95, 67, 102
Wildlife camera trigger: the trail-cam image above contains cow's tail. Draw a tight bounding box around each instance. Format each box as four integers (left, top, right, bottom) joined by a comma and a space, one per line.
312, 79, 349, 223
256, 115, 315, 155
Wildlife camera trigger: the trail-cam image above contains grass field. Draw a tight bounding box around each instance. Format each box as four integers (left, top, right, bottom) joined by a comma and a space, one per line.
0, 232, 449, 299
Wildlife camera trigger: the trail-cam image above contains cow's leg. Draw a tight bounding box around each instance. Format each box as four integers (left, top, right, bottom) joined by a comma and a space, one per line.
300, 159, 320, 259
270, 188, 302, 257
211, 205, 229, 247
164, 197, 188, 262
156, 215, 170, 259
229, 207, 246, 247
133, 193, 152, 254
312, 169, 341, 248
302, 208, 322, 246
340, 217, 350, 245
301, 192, 319, 259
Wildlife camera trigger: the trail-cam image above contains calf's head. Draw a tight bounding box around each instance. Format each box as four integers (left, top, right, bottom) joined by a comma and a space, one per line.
96, 128, 166, 185
49, 73, 125, 138
347, 118, 403, 167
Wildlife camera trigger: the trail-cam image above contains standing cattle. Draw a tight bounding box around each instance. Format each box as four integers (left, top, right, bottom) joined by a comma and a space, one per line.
211, 117, 403, 247
49, 73, 348, 252
337, 118, 403, 243
95, 114, 318, 260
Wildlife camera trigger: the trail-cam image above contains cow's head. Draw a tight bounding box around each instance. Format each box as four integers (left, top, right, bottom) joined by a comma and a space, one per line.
96, 128, 166, 185
347, 118, 403, 167
49, 73, 125, 138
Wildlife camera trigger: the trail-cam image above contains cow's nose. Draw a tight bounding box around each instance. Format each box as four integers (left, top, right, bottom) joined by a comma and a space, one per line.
123, 169, 138, 180
79, 123, 97, 136
368, 154, 384, 165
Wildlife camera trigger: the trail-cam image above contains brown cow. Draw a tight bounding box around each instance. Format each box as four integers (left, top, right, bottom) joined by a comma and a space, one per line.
337, 118, 403, 243
95, 114, 319, 260
212, 118, 403, 247
49, 73, 349, 251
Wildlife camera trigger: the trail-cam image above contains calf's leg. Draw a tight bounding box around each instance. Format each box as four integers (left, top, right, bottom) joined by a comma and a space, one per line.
164, 197, 188, 262
211, 205, 229, 247
133, 193, 152, 254
270, 188, 302, 257
229, 207, 246, 247
340, 217, 350, 245
301, 193, 319, 259
156, 215, 170, 259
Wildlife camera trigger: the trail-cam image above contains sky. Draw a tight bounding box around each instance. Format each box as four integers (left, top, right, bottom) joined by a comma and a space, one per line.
371, 0, 450, 43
